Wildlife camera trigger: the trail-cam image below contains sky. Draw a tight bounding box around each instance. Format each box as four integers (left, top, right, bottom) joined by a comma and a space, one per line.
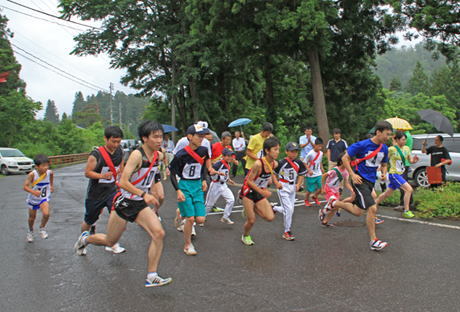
1, 0, 136, 118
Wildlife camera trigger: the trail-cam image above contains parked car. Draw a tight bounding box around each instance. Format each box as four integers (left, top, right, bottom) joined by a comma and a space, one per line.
408, 133, 460, 187
0, 148, 34, 175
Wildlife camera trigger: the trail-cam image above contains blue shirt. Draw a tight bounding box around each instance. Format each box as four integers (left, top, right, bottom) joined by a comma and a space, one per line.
299, 135, 316, 159
347, 139, 388, 183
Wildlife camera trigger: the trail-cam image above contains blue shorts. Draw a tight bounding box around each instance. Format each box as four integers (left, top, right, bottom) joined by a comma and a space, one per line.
388, 174, 407, 190
28, 199, 48, 210
178, 179, 206, 217
306, 176, 322, 193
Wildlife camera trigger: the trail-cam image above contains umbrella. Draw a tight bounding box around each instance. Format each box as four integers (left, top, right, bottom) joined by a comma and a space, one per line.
228, 118, 252, 128
385, 117, 413, 131
417, 109, 454, 136
162, 124, 179, 133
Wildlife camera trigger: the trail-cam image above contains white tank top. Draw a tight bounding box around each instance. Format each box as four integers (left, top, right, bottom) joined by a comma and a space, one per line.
121, 148, 159, 201
26, 170, 51, 205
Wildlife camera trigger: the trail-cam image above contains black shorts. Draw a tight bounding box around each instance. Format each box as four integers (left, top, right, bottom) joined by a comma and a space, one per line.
243, 189, 265, 203
114, 195, 148, 223
84, 192, 117, 225
352, 177, 375, 210
154, 172, 161, 184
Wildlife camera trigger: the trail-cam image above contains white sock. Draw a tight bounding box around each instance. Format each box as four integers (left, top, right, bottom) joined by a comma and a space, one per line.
147, 272, 158, 281
273, 206, 284, 214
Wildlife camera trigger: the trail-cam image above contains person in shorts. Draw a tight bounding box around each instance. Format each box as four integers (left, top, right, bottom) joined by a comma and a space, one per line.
303, 138, 324, 206
74, 121, 172, 288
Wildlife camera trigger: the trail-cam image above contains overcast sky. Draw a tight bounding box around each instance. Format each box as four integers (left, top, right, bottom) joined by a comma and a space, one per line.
2, 0, 136, 118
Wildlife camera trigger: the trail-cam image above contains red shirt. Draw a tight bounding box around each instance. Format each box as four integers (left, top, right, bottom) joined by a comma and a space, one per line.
211, 142, 235, 161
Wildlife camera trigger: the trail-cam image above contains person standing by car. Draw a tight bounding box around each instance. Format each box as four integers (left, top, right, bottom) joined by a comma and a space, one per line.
422, 135, 452, 187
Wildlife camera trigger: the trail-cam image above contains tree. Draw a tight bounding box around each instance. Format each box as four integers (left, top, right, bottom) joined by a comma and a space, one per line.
406, 62, 430, 95
44, 99, 59, 123
389, 77, 402, 91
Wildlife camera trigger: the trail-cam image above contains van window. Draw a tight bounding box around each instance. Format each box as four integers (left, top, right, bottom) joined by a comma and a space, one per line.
443, 138, 460, 153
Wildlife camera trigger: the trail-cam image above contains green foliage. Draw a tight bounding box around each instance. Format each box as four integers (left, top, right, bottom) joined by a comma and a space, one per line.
414, 183, 460, 219
406, 62, 430, 95
380, 191, 401, 206
44, 99, 59, 123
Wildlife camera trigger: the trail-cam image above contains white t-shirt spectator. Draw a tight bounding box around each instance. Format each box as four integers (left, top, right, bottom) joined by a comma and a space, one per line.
173, 136, 212, 157
303, 150, 323, 177
163, 139, 175, 153
299, 134, 316, 159
232, 137, 246, 152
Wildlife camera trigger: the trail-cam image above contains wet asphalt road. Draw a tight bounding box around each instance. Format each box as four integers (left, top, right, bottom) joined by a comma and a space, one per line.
1, 163, 460, 312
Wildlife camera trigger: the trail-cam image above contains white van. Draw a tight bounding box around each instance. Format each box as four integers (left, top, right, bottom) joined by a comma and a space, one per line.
0, 148, 34, 175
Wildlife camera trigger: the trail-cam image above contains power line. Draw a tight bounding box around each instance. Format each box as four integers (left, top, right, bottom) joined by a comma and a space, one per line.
6, 0, 102, 30
13, 49, 103, 93
1, 5, 85, 32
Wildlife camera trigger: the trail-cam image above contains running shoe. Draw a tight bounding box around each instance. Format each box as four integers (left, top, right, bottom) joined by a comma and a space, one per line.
369, 239, 388, 251
211, 207, 224, 213
324, 195, 337, 211
402, 210, 415, 219
304, 200, 312, 207
184, 243, 198, 256
312, 196, 321, 205
220, 217, 234, 225
105, 243, 126, 254
145, 275, 173, 287
26, 231, 33, 243
74, 231, 89, 256
191, 224, 196, 237
282, 231, 295, 241
241, 235, 255, 246
375, 218, 385, 225
39, 228, 48, 239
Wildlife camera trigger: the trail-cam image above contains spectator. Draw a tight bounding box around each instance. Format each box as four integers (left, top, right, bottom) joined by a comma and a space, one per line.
326, 128, 348, 170
422, 135, 452, 187
232, 131, 246, 177
299, 126, 316, 160
244, 122, 273, 175
162, 133, 175, 153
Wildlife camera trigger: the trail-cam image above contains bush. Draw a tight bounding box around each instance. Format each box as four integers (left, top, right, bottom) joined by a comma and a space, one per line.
414, 183, 460, 219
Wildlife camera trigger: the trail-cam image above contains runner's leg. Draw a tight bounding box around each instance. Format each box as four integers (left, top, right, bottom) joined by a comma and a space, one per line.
135, 208, 165, 273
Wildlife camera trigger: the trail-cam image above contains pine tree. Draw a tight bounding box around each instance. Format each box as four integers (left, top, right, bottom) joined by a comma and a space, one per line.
44, 99, 59, 123
406, 62, 430, 95
389, 77, 402, 91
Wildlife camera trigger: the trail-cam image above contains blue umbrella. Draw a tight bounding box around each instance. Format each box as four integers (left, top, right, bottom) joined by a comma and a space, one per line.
228, 118, 252, 128
162, 124, 179, 133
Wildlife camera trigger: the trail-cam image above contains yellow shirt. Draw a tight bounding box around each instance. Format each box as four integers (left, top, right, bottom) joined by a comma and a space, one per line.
245, 133, 266, 169
389, 145, 410, 175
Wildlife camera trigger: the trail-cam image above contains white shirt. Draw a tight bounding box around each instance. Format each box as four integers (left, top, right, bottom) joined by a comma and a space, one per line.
299, 135, 316, 159
232, 137, 246, 152
173, 137, 212, 157
162, 139, 175, 153
303, 150, 323, 177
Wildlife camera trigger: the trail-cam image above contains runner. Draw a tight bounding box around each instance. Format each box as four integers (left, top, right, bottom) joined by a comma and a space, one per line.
23, 154, 54, 242
74, 121, 172, 287
205, 148, 236, 224
240, 137, 282, 246
169, 124, 210, 256
319, 120, 392, 251
79, 126, 125, 255
376, 131, 419, 219
303, 138, 324, 207
273, 142, 307, 240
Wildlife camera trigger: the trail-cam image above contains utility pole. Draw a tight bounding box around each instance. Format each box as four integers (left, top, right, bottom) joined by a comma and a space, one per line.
118, 89, 122, 126
109, 82, 114, 125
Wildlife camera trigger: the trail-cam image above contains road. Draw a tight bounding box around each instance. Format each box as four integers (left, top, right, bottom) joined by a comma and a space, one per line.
1, 163, 459, 312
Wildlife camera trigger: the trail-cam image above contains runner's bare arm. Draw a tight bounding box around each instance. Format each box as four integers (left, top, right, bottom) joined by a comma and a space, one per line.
85, 155, 111, 180
118, 150, 144, 197
342, 152, 362, 184
296, 174, 304, 191
23, 172, 40, 197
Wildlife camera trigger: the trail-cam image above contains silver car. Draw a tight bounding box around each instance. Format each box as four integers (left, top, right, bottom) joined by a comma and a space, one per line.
408, 133, 460, 187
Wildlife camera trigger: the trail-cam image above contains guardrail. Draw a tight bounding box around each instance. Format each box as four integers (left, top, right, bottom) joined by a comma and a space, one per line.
49, 153, 89, 166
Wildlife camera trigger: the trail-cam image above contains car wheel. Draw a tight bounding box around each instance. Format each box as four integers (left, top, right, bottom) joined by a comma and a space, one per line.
1, 165, 9, 176
414, 168, 429, 188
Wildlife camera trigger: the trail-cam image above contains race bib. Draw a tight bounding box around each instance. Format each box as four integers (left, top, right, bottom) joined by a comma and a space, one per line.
365, 152, 385, 168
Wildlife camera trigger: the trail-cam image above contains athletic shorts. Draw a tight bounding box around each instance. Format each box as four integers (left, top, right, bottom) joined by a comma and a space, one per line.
154, 172, 161, 184
113, 194, 148, 223
27, 198, 48, 211
84, 191, 117, 225
243, 188, 265, 203
306, 176, 322, 193
178, 179, 206, 217
352, 177, 375, 210
324, 185, 340, 201
388, 173, 407, 190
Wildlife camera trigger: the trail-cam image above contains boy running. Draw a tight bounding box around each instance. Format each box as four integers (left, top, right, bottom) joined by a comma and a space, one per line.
23, 154, 54, 242
79, 126, 125, 254
273, 142, 306, 240
169, 124, 210, 256
205, 148, 237, 224
74, 121, 172, 287
319, 121, 392, 251
376, 131, 419, 219
303, 138, 324, 206
240, 137, 282, 246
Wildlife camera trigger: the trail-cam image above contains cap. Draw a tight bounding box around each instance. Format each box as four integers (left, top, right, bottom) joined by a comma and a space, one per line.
285, 142, 299, 151
222, 148, 235, 156
196, 121, 208, 129
186, 124, 210, 135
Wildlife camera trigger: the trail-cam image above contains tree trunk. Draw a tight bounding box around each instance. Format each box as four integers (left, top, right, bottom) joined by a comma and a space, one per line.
189, 79, 199, 121
307, 47, 330, 144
